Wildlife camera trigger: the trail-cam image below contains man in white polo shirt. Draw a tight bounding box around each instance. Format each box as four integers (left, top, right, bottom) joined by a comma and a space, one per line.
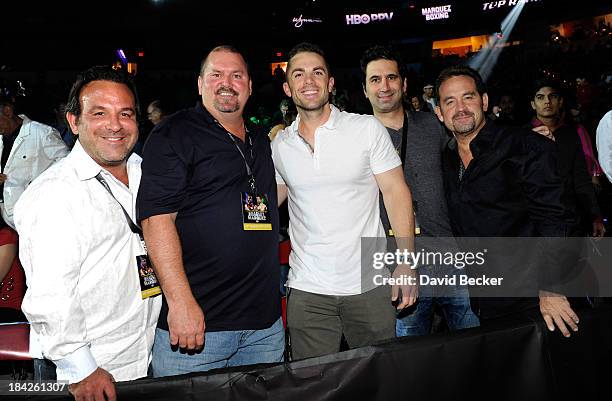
272, 42, 417, 360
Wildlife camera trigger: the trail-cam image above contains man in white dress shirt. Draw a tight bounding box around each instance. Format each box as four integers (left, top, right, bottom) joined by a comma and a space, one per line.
15, 66, 161, 401
596, 110, 612, 183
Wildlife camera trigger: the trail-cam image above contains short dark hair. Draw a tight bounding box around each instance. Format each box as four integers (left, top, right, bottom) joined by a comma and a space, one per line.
531, 78, 562, 99
286, 42, 330, 75
359, 45, 406, 85
199, 45, 250, 77
434, 66, 487, 101
65, 66, 139, 118
0, 95, 14, 109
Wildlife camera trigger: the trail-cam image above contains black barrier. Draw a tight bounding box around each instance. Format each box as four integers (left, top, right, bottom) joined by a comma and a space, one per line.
12, 305, 612, 401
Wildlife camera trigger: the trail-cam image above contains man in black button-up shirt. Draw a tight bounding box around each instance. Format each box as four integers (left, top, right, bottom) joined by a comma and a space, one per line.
434, 66, 580, 337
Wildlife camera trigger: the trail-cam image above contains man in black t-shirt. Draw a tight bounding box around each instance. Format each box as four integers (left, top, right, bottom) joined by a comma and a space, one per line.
138, 46, 283, 377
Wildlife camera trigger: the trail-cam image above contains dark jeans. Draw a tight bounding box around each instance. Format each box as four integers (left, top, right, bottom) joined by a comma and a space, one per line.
33, 358, 57, 381
396, 265, 480, 336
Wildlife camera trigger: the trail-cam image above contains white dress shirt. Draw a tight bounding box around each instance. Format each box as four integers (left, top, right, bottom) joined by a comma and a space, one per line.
14, 141, 161, 383
1, 114, 69, 228
272, 105, 400, 295
596, 110, 612, 183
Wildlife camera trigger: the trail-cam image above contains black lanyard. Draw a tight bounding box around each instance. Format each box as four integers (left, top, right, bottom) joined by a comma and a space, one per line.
399, 112, 409, 165
225, 130, 258, 193
95, 173, 141, 235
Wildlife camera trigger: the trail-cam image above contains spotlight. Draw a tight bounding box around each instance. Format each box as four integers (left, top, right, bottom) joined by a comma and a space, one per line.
468, 1, 526, 82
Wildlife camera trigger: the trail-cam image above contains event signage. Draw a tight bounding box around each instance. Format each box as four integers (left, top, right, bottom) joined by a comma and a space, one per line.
292, 14, 323, 28
345, 12, 394, 25
421, 5, 453, 21
482, 0, 541, 11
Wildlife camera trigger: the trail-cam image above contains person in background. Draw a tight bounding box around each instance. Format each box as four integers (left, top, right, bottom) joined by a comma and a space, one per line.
0, 227, 25, 323
409, 95, 430, 112
269, 105, 297, 142
422, 84, 436, 111
529, 79, 604, 238
146, 99, 166, 126
0, 96, 68, 228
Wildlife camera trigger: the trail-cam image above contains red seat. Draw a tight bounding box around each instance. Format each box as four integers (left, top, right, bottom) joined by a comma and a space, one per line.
281, 297, 287, 329
279, 240, 291, 265
279, 240, 291, 329
0, 323, 30, 361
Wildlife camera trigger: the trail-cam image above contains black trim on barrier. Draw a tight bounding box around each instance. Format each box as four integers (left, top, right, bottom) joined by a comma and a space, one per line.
14, 305, 612, 401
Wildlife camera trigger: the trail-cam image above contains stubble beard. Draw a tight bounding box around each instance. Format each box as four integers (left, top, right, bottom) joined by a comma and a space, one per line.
451, 112, 478, 136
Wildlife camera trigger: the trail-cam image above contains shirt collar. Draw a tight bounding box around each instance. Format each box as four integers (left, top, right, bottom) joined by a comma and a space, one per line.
446, 119, 496, 158
194, 101, 216, 125
194, 101, 257, 135
70, 140, 141, 182
288, 103, 340, 136
530, 117, 544, 128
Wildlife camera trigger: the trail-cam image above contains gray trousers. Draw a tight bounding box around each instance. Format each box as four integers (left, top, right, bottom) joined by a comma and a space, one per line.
287, 285, 396, 360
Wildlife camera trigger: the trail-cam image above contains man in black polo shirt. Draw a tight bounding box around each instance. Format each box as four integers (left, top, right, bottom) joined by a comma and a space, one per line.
138, 45, 283, 377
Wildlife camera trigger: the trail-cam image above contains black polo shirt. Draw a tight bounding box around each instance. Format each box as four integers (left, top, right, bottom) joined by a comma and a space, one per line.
137, 102, 280, 332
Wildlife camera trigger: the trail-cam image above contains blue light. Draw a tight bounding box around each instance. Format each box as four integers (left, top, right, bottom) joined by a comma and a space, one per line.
117, 49, 127, 63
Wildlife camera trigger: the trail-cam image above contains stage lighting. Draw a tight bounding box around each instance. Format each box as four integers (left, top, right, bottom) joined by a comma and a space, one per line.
468, 1, 526, 82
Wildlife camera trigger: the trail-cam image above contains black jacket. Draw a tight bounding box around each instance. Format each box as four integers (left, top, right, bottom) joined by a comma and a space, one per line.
528, 120, 601, 231
442, 121, 575, 318
443, 120, 572, 238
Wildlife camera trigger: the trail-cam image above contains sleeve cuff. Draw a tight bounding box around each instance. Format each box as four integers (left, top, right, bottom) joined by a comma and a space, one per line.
372, 159, 402, 175
53, 345, 98, 383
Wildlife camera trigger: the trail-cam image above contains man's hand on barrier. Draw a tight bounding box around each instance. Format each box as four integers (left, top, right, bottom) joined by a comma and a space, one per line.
391, 264, 418, 310
539, 290, 579, 337
69, 367, 116, 401
168, 297, 205, 351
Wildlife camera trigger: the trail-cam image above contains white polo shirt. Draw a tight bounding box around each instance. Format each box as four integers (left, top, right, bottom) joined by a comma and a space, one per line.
272, 105, 401, 295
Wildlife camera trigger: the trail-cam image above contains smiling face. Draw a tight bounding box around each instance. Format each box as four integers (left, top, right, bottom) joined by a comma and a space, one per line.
66, 80, 138, 169
198, 49, 252, 118
435, 75, 488, 138
283, 51, 334, 113
363, 59, 406, 115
